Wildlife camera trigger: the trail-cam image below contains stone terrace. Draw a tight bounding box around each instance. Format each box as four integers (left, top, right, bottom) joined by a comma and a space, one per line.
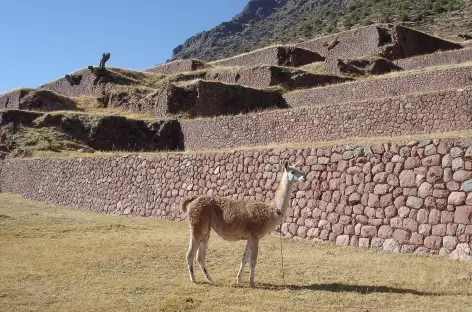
211, 46, 325, 67
284, 63, 472, 108
181, 87, 472, 150
2, 139, 472, 259
396, 47, 472, 70
152, 80, 287, 118
144, 59, 207, 75
2, 24, 472, 260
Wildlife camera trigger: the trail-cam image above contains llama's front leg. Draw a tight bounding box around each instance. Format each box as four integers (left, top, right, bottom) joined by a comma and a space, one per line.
186, 235, 200, 283
236, 240, 250, 283
248, 238, 259, 288
197, 233, 213, 283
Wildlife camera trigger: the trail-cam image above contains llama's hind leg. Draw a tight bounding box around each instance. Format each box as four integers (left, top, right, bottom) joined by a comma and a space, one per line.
236, 240, 250, 283
197, 231, 213, 283
186, 234, 200, 283
248, 237, 260, 288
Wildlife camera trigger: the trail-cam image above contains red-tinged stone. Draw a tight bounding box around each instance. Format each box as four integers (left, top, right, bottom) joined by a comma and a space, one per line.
404, 157, 419, 169
339, 215, 351, 225
348, 193, 361, 205
385, 205, 397, 218
344, 225, 355, 235
429, 209, 441, 225
376, 208, 385, 219
368, 219, 383, 226
418, 224, 431, 236
378, 225, 394, 239
360, 225, 377, 238
458, 233, 470, 243
448, 192, 466, 205
374, 184, 389, 195
416, 209, 428, 224
450, 147, 464, 158
399, 170, 416, 187
418, 182, 433, 198
403, 218, 418, 232
380, 194, 393, 208
427, 166, 443, 184
446, 181, 460, 191
441, 211, 454, 223
368, 193, 380, 207
364, 207, 376, 218
433, 189, 449, 198
431, 224, 447, 236
453, 170, 472, 182
424, 236, 442, 249
394, 196, 405, 208
454, 206, 472, 224
410, 232, 424, 245
393, 229, 410, 244
443, 236, 458, 250
436, 198, 447, 210
446, 223, 458, 236
437, 141, 453, 154
422, 155, 441, 167
332, 223, 344, 235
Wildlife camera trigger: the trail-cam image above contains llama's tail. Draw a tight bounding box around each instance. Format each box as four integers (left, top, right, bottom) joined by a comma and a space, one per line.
180, 195, 200, 213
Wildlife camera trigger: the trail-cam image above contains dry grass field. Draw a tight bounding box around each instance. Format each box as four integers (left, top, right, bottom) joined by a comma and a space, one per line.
1, 193, 472, 311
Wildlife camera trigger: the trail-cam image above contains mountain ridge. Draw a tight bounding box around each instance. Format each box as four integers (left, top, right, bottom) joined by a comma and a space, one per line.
171, 0, 471, 62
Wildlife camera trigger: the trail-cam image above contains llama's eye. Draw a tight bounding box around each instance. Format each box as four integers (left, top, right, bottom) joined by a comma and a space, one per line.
290, 170, 294, 174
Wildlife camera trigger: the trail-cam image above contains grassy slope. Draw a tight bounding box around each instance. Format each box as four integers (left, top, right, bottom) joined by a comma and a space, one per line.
1, 194, 471, 312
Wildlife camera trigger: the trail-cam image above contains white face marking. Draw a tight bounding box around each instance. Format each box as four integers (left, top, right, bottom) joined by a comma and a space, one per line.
285, 164, 307, 182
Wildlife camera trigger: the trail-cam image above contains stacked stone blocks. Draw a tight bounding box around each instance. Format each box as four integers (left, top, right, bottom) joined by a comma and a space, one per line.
1, 139, 472, 259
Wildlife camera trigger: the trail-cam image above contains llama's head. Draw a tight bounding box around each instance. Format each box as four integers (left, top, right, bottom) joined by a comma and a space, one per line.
284, 160, 306, 182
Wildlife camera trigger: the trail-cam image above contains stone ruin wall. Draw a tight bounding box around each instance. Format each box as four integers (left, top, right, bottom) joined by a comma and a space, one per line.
392, 25, 462, 59
296, 25, 387, 59
0, 90, 22, 110
0, 69, 105, 110
396, 48, 472, 70
180, 87, 472, 151
284, 64, 472, 108
102, 60, 472, 120
38, 69, 105, 98
144, 59, 207, 75
2, 139, 472, 259
155, 81, 286, 118
210, 46, 324, 68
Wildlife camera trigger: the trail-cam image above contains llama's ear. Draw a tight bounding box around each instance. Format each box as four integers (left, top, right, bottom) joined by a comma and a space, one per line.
284, 162, 288, 170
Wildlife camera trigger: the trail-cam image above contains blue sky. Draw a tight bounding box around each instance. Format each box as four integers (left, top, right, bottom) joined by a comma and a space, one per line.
0, 0, 247, 93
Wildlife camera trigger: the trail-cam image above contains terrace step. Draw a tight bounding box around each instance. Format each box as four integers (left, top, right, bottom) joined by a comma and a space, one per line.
180, 86, 472, 151
284, 63, 472, 109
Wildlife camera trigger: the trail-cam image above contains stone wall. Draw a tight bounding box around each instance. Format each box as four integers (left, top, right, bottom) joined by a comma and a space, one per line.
296, 25, 389, 59
396, 48, 472, 70
0, 89, 23, 110
181, 87, 472, 150
284, 64, 472, 108
2, 139, 472, 259
38, 69, 105, 98
144, 59, 207, 75
154, 80, 287, 118
393, 25, 462, 58
206, 66, 352, 90
211, 46, 324, 68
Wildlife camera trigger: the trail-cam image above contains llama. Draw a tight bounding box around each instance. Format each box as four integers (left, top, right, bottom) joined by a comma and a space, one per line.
180, 161, 307, 288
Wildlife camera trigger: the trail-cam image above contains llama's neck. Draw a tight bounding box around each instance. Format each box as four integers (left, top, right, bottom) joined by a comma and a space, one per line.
272, 172, 294, 215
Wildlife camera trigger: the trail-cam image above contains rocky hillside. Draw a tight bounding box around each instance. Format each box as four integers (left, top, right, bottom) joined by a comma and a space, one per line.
171, 0, 471, 61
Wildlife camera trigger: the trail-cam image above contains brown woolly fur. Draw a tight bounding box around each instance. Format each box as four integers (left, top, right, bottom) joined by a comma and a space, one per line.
182, 161, 307, 288
180, 196, 199, 213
